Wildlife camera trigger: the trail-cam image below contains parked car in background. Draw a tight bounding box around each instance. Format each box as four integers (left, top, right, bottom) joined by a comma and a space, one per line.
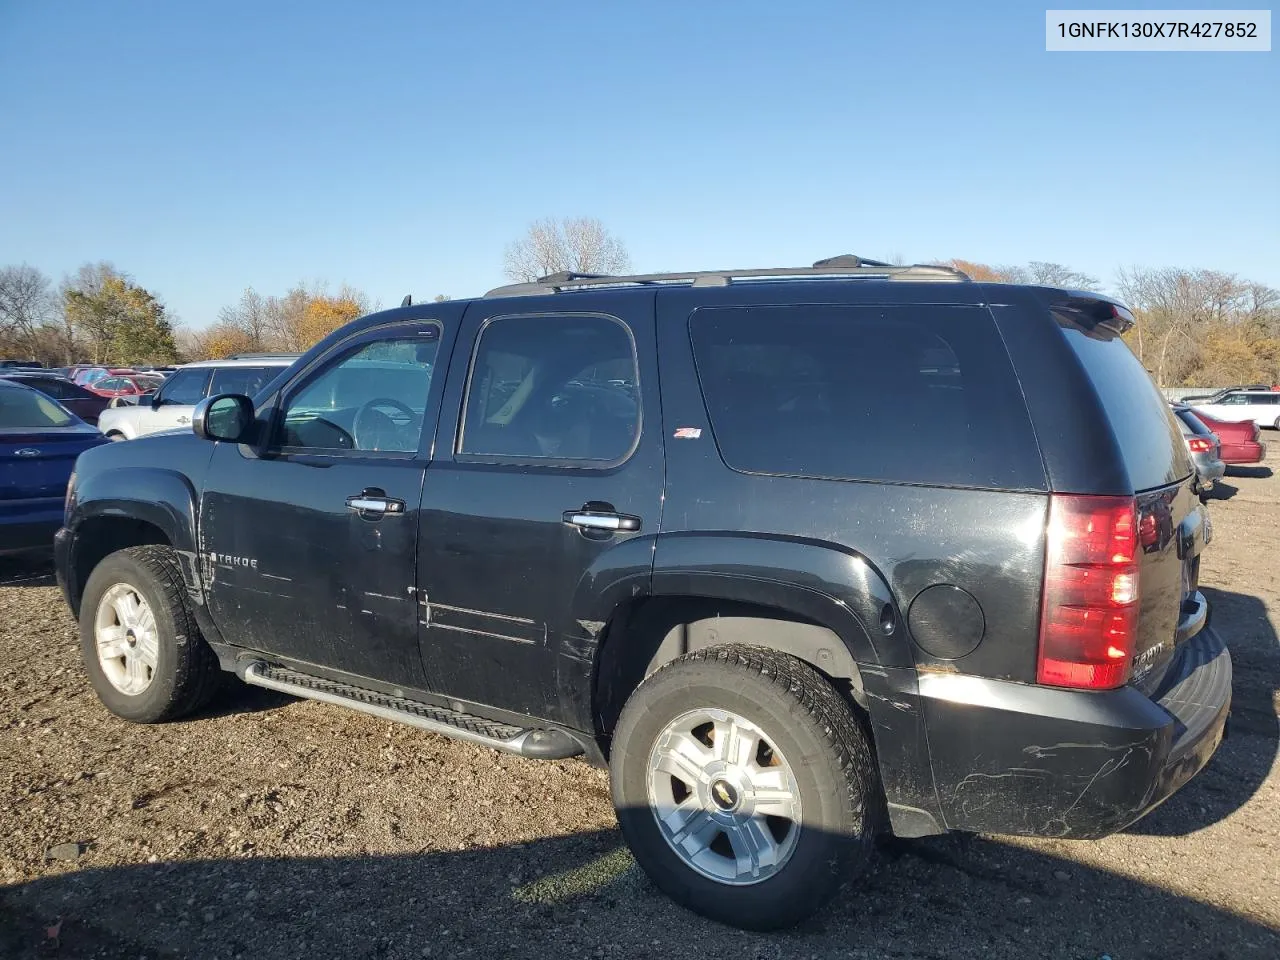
73, 366, 134, 387
1, 379, 107, 553
0, 371, 112, 424
95, 355, 298, 440
1172, 407, 1225, 496
1180, 384, 1275, 404
1175, 403, 1266, 465
86, 373, 166, 399
1190, 390, 1280, 430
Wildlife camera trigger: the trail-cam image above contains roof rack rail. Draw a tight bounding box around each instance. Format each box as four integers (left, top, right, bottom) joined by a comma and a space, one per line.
224, 352, 302, 360
484, 255, 970, 297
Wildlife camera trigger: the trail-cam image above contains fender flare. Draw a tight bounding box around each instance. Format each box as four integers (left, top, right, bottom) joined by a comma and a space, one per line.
65, 468, 204, 613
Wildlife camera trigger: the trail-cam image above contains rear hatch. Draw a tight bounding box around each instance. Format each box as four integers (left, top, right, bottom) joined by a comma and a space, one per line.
1055, 310, 1205, 690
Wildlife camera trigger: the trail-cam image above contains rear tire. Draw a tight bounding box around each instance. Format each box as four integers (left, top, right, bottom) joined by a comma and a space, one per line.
79, 545, 221, 723
610, 644, 879, 930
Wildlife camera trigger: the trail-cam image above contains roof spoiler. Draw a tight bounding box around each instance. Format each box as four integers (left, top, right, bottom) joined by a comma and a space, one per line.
1051, 292, 1136, 335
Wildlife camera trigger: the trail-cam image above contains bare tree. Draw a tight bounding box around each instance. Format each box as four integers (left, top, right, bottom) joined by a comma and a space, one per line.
217, 287, 272, 350
503, 217, 631, 282
0, 264, 54, 355
1010, 261, 1103, 290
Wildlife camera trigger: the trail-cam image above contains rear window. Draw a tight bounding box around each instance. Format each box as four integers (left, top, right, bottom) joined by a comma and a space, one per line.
1057, 322, 1191, 491
1174, 409, 1213, 436
0, 387, 73, 427
689, 304, 1044, 489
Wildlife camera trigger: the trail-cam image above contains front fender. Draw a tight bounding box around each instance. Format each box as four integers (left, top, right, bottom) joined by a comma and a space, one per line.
71, 467, 200, 554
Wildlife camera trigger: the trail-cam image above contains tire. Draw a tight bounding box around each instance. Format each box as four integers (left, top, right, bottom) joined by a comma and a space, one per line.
79, 545, 221, 723
610, 644, 879, 930
1273, 415, 1280, 430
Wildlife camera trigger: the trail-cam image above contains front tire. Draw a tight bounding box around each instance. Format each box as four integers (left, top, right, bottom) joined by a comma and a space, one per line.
610, 645, 879, 930
79, 545, 221, 723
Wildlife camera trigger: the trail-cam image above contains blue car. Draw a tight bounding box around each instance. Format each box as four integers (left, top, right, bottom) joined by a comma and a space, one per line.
1, 378, 107, 554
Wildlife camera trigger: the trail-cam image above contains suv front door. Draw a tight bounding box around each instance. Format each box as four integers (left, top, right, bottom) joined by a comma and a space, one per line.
144, 367, 212, 435
200, 311, 457, 687
416, 294, 664, 722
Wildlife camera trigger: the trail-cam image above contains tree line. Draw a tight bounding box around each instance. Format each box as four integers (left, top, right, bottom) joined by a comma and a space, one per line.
949, 258, 1280, 386
4, 219, 1277, 386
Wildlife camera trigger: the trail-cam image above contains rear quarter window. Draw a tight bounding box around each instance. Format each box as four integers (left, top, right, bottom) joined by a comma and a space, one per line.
1056, 322, 1191, 491
689, 304, 1045, 490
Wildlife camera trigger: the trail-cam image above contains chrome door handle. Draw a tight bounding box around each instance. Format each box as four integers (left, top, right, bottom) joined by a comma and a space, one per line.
562, 510, 641, 532
346, 494, 406, 516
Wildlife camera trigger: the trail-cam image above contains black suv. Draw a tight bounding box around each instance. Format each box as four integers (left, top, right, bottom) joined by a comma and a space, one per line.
55, 257, 1231, 930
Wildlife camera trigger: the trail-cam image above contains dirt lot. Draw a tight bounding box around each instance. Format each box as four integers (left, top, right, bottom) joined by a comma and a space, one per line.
2, 455, 1278, 960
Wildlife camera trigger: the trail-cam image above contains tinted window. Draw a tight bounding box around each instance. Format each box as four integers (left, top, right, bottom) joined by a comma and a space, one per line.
1058, 323, 1191, 491
1218, 393, 1246, 405
690, 305, 1042, 489
96, 378, 123, 391
159, 368, 211, 405
278, 331, 438, 453
459, 314, 640, 463
0, 387, 73, 427
1174, 409, 1212, 436
1252, 393, 1279, 405
210, 365, 279, 397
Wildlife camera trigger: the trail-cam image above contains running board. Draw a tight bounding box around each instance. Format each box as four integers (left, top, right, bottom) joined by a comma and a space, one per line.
241, 662, 584, 760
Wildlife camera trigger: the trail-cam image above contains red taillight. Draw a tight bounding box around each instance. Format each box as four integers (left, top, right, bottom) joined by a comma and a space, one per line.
1037, 495, 1139, 690
1187, 438, 1213, 453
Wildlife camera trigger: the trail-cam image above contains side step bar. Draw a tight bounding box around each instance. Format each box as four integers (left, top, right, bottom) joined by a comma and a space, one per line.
241, 661, 584, 760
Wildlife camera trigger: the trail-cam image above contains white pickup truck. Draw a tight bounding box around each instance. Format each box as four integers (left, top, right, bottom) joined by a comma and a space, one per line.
97, 355, 297, 440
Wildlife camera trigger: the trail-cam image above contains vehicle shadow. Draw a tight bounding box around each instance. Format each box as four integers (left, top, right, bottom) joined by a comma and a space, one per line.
1226, 465, 1273, 479
1125, 586, 1279, 837
184, 680, 297, 721
3, 825, 1279, 960
1205, 480, 1238, 500
0, 552, 56, 588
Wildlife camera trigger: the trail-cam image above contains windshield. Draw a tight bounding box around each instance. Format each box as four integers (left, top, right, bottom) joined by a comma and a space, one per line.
0, 388, 74, 428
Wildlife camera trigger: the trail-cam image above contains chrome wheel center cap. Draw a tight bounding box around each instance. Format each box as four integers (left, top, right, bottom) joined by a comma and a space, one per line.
710, 778, 740, 812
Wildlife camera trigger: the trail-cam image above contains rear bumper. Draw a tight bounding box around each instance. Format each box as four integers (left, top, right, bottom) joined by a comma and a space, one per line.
914, 620, 1230, 839
0, 500, 64, 554
1221, 440, 1265, 464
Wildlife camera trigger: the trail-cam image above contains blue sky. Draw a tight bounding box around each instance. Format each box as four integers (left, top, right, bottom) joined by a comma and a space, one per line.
1, 0, 1276, 328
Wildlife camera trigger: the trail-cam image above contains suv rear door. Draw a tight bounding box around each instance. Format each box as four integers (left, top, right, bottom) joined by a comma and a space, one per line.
414, 292, 663, 721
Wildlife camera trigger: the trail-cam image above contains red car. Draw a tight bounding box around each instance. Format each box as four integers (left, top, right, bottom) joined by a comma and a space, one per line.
86, 373, 165, 399
1176, 403, 1267, 464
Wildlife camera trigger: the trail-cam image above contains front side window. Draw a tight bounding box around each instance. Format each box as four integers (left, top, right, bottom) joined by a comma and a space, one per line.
459, 314, 640, 463
276, 330, 439, 453
0, 388, 73, 427
159, 368, 211, 405
95, 378, 123, 392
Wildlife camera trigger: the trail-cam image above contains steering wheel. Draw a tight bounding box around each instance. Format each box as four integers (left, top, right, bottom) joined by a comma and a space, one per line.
352, 397, 416, 451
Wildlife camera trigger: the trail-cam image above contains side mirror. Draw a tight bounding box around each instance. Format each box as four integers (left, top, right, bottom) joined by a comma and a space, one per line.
193, 394, 254, 443
148, 391, 163, 409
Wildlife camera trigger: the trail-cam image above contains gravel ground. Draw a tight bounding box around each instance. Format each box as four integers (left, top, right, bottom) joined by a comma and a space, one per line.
2, 452, 1278, 960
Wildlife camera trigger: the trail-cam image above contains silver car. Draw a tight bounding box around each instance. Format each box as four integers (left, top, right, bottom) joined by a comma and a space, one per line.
1172, 406, 1225, 496
97, 355, 297, 440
